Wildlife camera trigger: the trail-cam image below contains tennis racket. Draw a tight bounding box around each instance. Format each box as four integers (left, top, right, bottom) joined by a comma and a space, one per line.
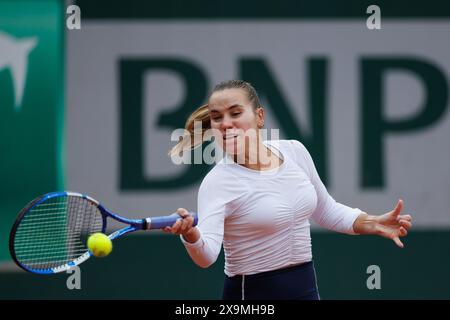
9, 191, 198, 275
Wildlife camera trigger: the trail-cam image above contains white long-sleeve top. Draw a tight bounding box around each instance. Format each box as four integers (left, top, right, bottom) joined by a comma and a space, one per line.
180, 139, 362, 277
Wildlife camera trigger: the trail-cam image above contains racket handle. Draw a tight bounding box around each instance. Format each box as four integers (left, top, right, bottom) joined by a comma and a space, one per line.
145, 211, 198, 230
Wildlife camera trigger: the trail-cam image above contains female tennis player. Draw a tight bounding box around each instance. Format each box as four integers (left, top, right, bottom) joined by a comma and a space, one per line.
164, 80, 412, 300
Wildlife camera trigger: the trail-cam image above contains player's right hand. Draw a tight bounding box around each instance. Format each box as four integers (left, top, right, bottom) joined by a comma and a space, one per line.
162, 208, 196, 236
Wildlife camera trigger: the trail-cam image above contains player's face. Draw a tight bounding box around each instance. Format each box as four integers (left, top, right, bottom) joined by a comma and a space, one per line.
208, 88, 263, 156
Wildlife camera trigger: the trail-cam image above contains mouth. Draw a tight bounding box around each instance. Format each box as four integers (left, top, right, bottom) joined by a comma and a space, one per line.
223, 134, 239, 141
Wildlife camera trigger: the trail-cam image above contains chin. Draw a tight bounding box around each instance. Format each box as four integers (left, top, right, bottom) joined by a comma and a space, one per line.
217, 141, 244, 157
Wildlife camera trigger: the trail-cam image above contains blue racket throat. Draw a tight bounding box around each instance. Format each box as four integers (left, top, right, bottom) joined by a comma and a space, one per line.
9, 191, 198, 274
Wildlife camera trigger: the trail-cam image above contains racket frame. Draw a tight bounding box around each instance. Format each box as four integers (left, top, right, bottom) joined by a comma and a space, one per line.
9, 191, 146, 274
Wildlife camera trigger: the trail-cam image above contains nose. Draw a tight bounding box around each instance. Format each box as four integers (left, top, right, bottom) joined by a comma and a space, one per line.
220, 115, 234, 131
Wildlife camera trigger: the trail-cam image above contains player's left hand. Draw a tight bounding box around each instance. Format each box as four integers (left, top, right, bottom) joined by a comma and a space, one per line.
353, 199, 412, 248
375, 199, 412, 248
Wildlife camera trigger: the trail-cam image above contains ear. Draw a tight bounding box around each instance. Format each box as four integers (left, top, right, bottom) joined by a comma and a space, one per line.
256, 107, 265, 128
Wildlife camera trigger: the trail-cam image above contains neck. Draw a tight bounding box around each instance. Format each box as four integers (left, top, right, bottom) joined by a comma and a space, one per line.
232, 141, 281, 171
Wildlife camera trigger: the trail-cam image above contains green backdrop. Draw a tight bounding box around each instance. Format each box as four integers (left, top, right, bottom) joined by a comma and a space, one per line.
0, 0, 64, 262
1, 232, 449, 299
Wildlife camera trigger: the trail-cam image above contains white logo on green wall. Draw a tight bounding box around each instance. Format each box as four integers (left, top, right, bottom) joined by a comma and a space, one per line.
0, 31, 38, 111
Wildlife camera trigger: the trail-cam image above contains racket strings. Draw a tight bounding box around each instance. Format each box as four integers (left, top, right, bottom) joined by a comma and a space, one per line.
13, 195, 104, 271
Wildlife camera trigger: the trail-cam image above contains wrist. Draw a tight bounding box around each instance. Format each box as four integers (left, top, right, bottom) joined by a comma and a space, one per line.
353, 212, 379, 235
182, 227, 199, 243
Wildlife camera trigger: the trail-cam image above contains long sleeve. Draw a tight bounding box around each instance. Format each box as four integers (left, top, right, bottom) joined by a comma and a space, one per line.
290, 140, 362, 235
179, 171, 226, 268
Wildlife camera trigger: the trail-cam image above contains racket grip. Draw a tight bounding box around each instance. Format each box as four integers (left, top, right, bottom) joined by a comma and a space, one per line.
145, 211, 198, 230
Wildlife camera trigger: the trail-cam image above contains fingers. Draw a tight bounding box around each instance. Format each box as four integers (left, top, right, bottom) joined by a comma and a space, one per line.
398, 219, 412, 230
177, 208, 190, 218
398, 226, 408, 237
377, 224, 407, 248
392, 226, 407, 248
170, 218, 183, 234
392, 199, 404, 217
179, 216, 194, 234
166, 208, 194, 235
398, 214, 412, 222
393, 236, 404, 249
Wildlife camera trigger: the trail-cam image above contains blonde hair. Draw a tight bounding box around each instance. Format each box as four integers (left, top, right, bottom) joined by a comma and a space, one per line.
168, 80, 261, 158
168, 104, 211, 158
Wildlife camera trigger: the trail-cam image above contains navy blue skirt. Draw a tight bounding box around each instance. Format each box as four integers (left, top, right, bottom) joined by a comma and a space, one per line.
222, 261, 320, 300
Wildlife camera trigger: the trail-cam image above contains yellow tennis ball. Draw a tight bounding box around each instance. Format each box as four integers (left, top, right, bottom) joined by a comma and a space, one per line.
87, 233, 112, 257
